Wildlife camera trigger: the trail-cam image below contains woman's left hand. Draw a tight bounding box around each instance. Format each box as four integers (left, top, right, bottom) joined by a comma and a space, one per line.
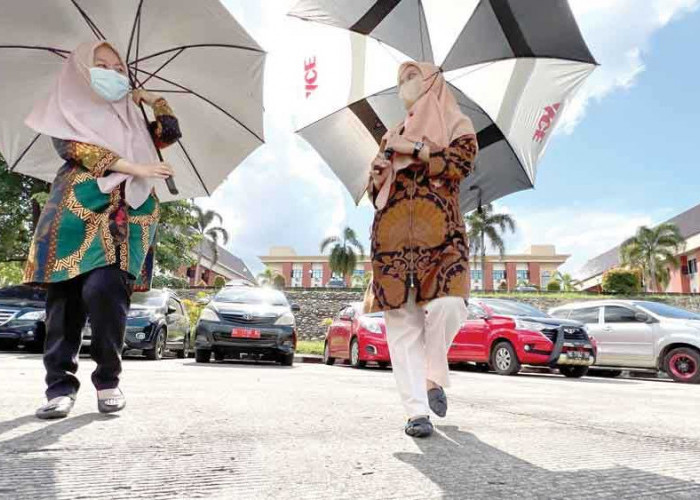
132, 89, 161, 107
384, 134, 415, 156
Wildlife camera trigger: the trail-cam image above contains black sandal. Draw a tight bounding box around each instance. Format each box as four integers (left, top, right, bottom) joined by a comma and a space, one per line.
36, 396, 75, 420
404, 416, 434, 438
428, 386, 448, 418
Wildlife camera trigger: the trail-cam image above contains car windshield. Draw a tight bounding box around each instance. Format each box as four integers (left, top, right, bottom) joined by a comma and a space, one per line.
215, 287, 288, 306
634, 301, 700, 320
481, 299, 549, 318
131, 291, 166, 308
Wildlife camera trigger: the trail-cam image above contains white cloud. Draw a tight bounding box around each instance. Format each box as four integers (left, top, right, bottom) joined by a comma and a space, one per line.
561, 0, 699, 133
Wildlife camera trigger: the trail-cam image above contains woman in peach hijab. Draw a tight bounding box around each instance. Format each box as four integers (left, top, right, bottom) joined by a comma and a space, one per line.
24, 41, 181, 419
367, 62, 478, 438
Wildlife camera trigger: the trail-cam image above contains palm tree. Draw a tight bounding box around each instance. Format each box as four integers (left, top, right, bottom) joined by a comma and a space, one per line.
620, 223, 684, 292
464, 204, 516, 291
192, 205, 229, 285
320, 227, 365, 284
552, 271, 581, 292
257, 267, 279, 287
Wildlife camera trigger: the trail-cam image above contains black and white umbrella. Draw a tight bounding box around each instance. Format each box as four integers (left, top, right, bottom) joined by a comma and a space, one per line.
288, 0, 597, 211
0, 0, 265, 201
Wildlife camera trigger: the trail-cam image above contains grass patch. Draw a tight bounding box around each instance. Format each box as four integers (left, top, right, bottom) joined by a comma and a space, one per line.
297, 340, 324, 356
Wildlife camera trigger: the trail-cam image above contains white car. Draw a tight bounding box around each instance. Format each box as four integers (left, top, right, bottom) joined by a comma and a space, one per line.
549, 300, 700, 384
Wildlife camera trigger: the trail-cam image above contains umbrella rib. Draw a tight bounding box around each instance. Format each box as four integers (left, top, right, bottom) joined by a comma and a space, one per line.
176, 139, 210, 196
126, 0, 144, 67
9, 133, 41, 172
69, 0, 106, 40
418, 0, 426, 62
132, 67, 264, 144
350, 0, 402, 34
129, 44, 265, 66
135, 48, 186, 88
0, 45, 69, 58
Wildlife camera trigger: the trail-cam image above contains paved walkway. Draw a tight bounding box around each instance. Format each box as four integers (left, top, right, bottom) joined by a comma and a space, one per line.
1, 352, 699, 499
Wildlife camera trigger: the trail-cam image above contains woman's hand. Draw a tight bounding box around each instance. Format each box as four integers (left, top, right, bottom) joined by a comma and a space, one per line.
384, 134, 415, 156
370, 153, 391, 188
131, 89, 161, 107
134, 162, 174, 179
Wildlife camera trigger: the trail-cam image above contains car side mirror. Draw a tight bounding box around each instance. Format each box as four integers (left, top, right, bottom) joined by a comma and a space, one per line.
635, 312, 651, 323
291, 304, 301, 313
167, 305, 177, 315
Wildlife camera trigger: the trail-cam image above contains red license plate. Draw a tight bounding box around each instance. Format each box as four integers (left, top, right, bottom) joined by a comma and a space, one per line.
231, 328, 261, 339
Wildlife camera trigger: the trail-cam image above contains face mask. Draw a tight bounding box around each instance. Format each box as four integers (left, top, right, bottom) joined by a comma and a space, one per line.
89, 67, 130, 102
398, 76, 423, 107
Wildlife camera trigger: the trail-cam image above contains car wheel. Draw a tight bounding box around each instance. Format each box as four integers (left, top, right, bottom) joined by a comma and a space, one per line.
145, 329, 166, 360
589, 369, 622, 378
280, 352, 295, 367
323, 341, 335, 366
176, 335, 188, 359
349, 338, 366, 369
26, 340, 45, 354
0, 339, 19, 351
475, 363, 491, 373
665, 347, 700, 384
195, 349, 211, 363
491, 341, 520, 376
214, 351, 225, 362
559, 366, 589, 378
378, 362, 390, 369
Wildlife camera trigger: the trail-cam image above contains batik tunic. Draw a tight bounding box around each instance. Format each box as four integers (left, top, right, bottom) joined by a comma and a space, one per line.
23, 98, 181, 291
368, 134, 478, 312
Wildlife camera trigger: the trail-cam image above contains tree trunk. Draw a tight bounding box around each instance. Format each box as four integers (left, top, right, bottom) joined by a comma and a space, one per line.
195, 250, 203, 286
31, 198, 41, 233
481, 232, 487, 292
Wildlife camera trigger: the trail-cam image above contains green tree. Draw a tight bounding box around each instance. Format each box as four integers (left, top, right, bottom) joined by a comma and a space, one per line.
620, 223, 684, 292
257, 267, 280, 287
0, 262, 24, 287
602, 268, 642, 295
0, 155, 49, 263
155, 199, 200, 275
192, 206, 229, 284
464, 204, 516, 291
552, 271, 581, 292
547, 280, 562, 292
320, 227, 365, 283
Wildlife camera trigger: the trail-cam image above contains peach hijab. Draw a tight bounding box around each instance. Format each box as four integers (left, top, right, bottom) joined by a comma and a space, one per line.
25, 41, 158, 208
372, 61, 476, 210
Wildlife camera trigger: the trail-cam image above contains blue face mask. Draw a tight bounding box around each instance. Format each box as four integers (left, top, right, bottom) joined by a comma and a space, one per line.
89, 67, 130, 102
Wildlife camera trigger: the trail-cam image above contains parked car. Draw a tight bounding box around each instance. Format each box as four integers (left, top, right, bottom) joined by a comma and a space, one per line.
324, 299, 597, 378
323, 302, 390, 369
0, 285, 47, 352
325, 278, 346, 288
549, 300, 700, 384
194, 286, 300, 366
82, 289, 191, 360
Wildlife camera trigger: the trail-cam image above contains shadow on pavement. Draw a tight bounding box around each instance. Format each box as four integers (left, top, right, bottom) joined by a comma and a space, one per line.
394, 425, 700, 500
0, 413, 111, 500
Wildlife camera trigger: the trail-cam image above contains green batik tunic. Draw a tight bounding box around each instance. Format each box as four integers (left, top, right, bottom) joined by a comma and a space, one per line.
23, 99, 181, 291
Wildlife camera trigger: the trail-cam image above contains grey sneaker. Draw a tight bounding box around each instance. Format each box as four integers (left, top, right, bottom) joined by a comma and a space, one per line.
428, 386, 447, 418
404, 416, 434, 438
36, 396, 75, 420
97, 388, 126, 414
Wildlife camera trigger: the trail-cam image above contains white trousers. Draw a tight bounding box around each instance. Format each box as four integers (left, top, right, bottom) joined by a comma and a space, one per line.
384, 292, 468, 418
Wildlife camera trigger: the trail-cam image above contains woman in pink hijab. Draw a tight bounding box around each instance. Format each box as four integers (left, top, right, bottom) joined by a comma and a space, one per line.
366, 62, 478, 438
24, 41, 181, 419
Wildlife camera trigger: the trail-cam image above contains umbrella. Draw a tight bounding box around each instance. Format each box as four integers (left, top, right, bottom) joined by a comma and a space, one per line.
288, 0, 597, 212
0, 0, 265, 202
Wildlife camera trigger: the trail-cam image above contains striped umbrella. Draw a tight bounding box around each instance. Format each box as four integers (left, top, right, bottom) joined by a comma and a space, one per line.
288, 0, 597, 211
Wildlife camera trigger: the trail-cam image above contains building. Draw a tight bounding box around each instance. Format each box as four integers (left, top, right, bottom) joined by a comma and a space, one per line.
577, 203, 700, 293
258, 245, 568, 291
175, 240, 256, 287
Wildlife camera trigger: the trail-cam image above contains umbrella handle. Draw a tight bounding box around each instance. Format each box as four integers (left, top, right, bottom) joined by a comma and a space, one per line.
137, 102, 179, 196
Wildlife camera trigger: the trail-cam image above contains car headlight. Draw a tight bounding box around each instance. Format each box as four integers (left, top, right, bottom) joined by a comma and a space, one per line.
16, 310, 45, 321
359, 318, 383, 334
198, 307, 220, 322
275, 312, 296, 326
514, 319, 548, 332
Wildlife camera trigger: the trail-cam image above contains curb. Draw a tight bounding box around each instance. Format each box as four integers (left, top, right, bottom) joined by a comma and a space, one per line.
294, 354, 323, 364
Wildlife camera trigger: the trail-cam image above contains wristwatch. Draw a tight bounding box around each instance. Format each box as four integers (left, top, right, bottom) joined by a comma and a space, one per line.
412, 141, 424, 160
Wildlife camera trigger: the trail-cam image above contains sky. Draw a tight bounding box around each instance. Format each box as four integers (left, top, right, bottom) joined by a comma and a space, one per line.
198, 0, 700, 278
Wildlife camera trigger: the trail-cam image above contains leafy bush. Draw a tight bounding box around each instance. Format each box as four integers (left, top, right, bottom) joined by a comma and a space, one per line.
213, 276, 225, 289
182, 298, 207, 329
152, 274, 189, 289
547, 280, 562, 292
297, 340, 325, 356
602, 268, 642, 295
320, 318, 333, 327
498, 280, 508, 291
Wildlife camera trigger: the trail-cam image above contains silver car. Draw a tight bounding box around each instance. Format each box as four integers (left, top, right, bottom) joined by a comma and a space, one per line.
549, 300, 700, 384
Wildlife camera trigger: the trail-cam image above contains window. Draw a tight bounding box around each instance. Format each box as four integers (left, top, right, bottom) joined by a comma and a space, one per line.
516, 270, 529, 282
168, 298, 179, 315
604, 306, 639, 323
312, 268, 323, 279
291, 265, 303, 278
567, 307, 600, 324
541, 271, 551, 288
467, 303, 487, 320
688, 258, 698, 275
353, 269, 365, 276
634, 301, 700, 320
492, 270, 506, 282
470, 270, 483, 282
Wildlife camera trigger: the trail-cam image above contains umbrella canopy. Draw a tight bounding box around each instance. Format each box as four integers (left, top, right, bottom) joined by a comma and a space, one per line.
0, 0, 265, 202
289, 0, 597, 212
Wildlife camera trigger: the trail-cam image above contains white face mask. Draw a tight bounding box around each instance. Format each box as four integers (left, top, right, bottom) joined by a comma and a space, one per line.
89, 67, 130, 102
398, 76, 423, 108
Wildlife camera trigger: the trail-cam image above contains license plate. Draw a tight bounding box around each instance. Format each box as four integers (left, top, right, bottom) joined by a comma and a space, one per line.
231, 328, 260, 339
568, 351, 589, 359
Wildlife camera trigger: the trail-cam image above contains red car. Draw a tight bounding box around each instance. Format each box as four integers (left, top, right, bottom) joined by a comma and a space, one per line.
323, 299, 597, 378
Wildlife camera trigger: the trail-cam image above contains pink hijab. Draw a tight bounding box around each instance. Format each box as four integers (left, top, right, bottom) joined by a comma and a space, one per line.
25, 41, 158, 208
373, 61, 476, 210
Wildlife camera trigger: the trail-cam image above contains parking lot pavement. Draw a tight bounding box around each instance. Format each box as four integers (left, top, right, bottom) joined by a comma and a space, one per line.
1, 351, 699, 500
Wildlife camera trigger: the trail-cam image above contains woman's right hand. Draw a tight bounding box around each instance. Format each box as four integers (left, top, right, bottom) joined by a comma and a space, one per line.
370, 154, 391, 187
134, 162, 174, 179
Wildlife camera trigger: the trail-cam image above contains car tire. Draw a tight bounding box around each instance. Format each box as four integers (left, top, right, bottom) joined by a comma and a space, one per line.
144, 329, 166, 361
280, 352, 295, 367
26, 340, 45, 354
214, 351, 225, 362
176, 335, 188, 359
559, 366, 589, 378
589, 369, 622, 378
323, 341, 335, 366
349, 338, 366, 369
378, 362, 390, 369
195, 349, 211, 363
475, 363, 491, 373
491, 341, 520, 376
664, 347, 700, 384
